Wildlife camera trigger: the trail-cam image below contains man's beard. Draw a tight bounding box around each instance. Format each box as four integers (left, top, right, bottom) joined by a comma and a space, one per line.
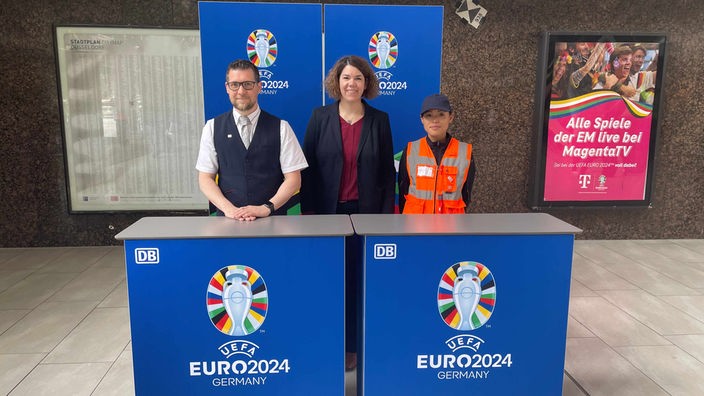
233, 99, 255, 112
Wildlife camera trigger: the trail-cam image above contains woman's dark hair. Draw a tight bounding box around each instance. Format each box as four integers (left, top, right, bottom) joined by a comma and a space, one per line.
324, 55, 379, 99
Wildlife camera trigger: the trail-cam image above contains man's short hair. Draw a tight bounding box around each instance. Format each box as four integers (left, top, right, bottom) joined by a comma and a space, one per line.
226, 60, 260, 83
324, 55, 379, 100
631, 44, 647, 56
610, 45, 633, 71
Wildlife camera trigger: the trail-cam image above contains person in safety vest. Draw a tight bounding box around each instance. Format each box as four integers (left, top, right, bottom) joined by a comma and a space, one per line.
398, 94, 476, 214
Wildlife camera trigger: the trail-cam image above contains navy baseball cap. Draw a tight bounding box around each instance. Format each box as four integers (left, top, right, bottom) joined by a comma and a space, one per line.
420, 94, 452, 115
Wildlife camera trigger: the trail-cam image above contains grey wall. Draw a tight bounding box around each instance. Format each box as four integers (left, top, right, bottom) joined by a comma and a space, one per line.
1, 0, 703, 247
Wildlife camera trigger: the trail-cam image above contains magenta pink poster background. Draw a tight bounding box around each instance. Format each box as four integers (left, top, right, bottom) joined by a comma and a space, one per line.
544, 97, 652, 201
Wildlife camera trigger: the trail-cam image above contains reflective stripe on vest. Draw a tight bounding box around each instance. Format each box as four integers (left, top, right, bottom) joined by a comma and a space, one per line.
404, 138, 471, 214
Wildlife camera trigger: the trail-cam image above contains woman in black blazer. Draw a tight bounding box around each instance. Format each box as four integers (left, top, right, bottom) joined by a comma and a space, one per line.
301, 55, 396, 370
301, 55, 396, 215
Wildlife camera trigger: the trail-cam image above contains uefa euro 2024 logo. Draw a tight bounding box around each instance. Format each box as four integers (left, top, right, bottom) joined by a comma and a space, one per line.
207, 265, 268, 336
368, 31, 398, 69
438, 261, 496, 330
246, 29, 289, 93
247, 29, 277, 68
368, 31, 407, 95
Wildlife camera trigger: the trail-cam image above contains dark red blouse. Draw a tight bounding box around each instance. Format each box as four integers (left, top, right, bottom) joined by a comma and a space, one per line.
338, 115, 363, 201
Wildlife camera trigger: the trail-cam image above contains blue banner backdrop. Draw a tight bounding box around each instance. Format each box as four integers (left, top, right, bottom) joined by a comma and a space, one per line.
198, 2, 323, 143
324, 5, 444, 156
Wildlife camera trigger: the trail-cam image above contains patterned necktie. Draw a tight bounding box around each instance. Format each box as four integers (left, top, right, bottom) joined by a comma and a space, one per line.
238, 115, 252, 149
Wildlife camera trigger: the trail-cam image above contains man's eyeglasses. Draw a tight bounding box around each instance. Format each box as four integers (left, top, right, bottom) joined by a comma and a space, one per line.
226, 81, 257, 91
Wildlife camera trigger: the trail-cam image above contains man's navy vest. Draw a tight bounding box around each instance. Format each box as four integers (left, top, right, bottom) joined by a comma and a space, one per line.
213, 110, 284, 214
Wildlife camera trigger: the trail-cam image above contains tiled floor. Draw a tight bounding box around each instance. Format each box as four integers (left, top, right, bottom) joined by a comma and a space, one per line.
1, 240, 703, 395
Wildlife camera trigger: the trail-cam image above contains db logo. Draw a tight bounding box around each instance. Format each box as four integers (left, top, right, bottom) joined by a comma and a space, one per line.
374, 244, 397, 259
135, 248, 159, 264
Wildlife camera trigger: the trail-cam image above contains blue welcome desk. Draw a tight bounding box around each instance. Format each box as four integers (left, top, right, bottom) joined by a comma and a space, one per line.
350, 213, 581, 395
116, 215, 352, 395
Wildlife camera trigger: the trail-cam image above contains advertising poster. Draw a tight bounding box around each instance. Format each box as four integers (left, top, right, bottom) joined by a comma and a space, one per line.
531, 33, 666, 207
198, 2, 323, 143
323, 5, 444, 155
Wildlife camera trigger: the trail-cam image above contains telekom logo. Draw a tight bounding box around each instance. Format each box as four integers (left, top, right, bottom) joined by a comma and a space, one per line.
578, 174, 591, 189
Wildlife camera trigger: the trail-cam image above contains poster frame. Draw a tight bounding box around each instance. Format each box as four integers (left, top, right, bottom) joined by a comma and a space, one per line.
54, 24, 207, 214
530, 31, 667, 209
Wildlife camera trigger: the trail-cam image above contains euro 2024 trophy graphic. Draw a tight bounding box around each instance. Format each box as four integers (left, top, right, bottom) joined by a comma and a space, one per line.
376, 32, 391, 68
254, 31, 269, 67
207, 265, 268, 336
247, 29, 277, 69
223, 267, 253, 336
369, 31, 397, 70
453, 266, 482, 330
438, 261, 496, 331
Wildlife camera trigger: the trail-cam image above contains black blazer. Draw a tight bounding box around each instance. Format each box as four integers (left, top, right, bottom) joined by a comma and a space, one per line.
301, 100, 396, 214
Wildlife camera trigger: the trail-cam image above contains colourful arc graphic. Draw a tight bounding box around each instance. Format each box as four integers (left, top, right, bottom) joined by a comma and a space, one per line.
247, 29, 278, 68
207, 265, 268, 336
550, 91, 652, 119
368, 31, 398, 69
438, 261, 496, 330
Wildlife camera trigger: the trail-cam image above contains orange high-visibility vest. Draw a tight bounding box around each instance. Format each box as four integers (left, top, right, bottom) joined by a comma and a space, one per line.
403, 137, 472, 214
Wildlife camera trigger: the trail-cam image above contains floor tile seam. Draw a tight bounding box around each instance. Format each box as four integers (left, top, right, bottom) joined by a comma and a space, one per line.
89, 358, 124, 396
573, 251, 604, 265
599, 241, 671, 262
591, 290, 677, 336
567, 339, 667, 395
638, 243, 704, 263
649, 291, 704, 327
45, 248, 112, 269
570, 294, 672, 344
42, 355, 125, 364
0, 253, 24, 265
42, 304, 128, 344
563, 369, 590, 396
50, 276, 127, 303
577, 244, 636, 266
590, 257, 699, 293
39, 266, 105, 304
95, 280, 128, 309
596, 254, 695, 290
608, 344, 683, 395
34, 302, 102, 365
87, 249, 122, 270
641, 263, 704, 290
566, 314, 598, 339
0, 351, 48, 358
0, 309, 33, 338
0, 259, 52, 272
602, 338, 674, 348
571, 258, 641, 290
5, 354, 45, 396
595, 288, 704, 333
628, 256, 704, 269
33, 361, 114, 367
662, 337, 704, 366
572, 252, 644, 284
88, 261, 127, 270
42, 333, 130, 367
0, 269, 37, 295
615, 342, 704, 370
569, 278, 600, 297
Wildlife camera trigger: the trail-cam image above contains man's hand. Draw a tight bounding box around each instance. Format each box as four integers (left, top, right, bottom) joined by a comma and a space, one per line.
230, 205, 270, 221
222, 206, 240, 219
